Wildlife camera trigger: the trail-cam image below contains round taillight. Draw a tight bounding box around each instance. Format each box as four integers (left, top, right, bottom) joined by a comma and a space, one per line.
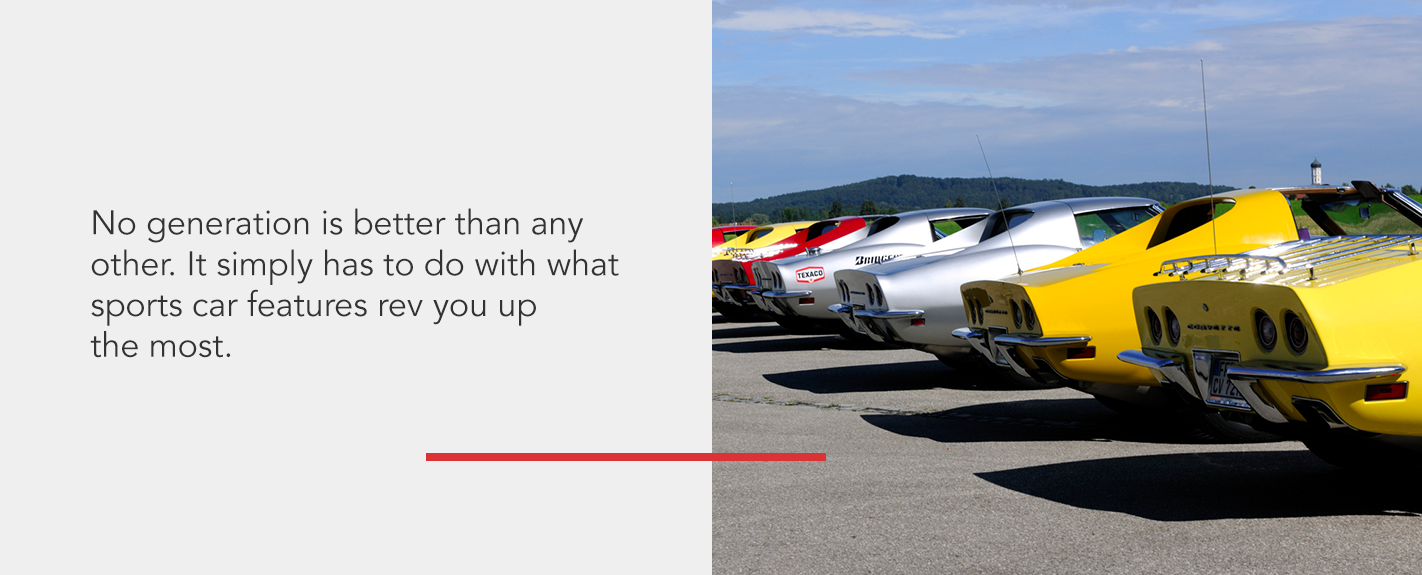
1255, 310, 1276, 351
1011, 300, 1022, 328
1146, 308, 1162, 344
1165, 307, 1180, 345
1285, 311, 1308, 353
1023, 301, 1036, 330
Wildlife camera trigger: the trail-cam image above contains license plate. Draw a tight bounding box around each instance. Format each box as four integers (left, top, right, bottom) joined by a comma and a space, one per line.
1195, 351, 1251, 410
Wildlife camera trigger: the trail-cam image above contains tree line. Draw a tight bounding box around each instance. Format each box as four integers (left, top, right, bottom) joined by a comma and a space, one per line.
711, 175, 1237, 225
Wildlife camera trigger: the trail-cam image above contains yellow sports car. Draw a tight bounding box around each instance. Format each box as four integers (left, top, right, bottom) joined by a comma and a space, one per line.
712, 221, 813, 319
956, 187, 1301, 437
1121, 181, 1422, 467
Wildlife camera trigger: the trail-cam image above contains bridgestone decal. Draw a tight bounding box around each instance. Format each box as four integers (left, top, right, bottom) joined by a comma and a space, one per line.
854, 254, 900, 266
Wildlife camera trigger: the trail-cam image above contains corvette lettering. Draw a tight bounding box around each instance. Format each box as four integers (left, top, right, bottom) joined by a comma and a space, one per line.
795, 266, 826, 283
1187, 324, 1241, 332
854, 254, 901, 266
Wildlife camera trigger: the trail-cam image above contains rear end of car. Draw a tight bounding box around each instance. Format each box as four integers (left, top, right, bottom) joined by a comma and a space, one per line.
1123, 237, 1422, 438
957, 270, 1147, 388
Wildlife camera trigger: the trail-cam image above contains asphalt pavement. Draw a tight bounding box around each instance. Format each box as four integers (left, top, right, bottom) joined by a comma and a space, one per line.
712, 314, 1422, 575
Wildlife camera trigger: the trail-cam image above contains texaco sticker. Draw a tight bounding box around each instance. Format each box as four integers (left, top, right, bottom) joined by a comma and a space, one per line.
795, 266, 826, 283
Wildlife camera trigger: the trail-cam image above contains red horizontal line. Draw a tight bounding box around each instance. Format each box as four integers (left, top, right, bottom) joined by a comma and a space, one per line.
425, 453, 826, 462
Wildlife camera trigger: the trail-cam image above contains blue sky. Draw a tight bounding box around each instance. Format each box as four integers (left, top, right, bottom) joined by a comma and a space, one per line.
713, 0, 1422, 202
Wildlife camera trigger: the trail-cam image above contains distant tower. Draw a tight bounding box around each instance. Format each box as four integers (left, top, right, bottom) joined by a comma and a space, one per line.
1310, 157, 1322, 185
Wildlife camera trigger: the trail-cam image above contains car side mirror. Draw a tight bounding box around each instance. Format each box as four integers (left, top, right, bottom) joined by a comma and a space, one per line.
1360, 203, 1371, 220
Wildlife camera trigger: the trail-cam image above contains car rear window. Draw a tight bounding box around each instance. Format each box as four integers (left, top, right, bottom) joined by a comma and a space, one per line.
867, 216, 900, 235
1294, 196, 1422, 237
1146, 200, 1233, 248
980, 210, 1032, 241
804, 221, 840, 241
1074, 206, 1158, 247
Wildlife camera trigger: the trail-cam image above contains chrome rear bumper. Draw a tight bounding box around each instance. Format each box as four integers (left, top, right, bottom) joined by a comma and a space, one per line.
752, 289, 813, 315
829, 303, 872, 338
952, 327, 1088, 378
714, 284, 756, 306
1117, 348, 1404, 425
759, 290, 813, 299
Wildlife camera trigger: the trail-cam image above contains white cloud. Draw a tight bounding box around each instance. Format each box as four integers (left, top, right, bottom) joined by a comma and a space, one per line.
850, 90, 1060, 108
714, 17, 1422, 199
714, 8, 963, 39
847, 17, 1422, 111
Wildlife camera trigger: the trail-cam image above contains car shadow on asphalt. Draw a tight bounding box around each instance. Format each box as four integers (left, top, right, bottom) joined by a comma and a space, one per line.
860, 398, 1225, 445
763, 360, 1045, 393
713, 335, 901, 353
973, 450, 1422, 520
711, 324, 792, 340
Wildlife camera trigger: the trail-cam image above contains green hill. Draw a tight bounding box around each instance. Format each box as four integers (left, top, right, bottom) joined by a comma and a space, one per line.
712, 175, 1233, 223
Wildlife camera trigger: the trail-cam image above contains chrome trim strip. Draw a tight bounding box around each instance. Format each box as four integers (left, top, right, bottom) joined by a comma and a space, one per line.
1290, 397, 1357, 430
853, 309, 925, 320
1218, 379, 1287, 423
1117, 349, 1175, 370
996, 342, 1032, 378
993, 334, 1091, 347
1135, 350, 1197, 399
748, 291, 772, 313
1225, 364, 1405, 384
828, 303, 865, 333
950, 327, 980, 341
953, 328, 1032, 377
759, 290, 814, 299
954, 327, 993, 365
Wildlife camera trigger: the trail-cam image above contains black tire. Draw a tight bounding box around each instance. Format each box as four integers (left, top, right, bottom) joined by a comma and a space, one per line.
1091, 389, 1281, 443
833, 323, 874, 343
772, 315, 823, 333
1188, 409, 1283, 443
712, 300, 762, 322
1303, 435, 1422, 471
941, 354, 1061, 389
1093, 395, 1158, 417
936, 354, 990, 374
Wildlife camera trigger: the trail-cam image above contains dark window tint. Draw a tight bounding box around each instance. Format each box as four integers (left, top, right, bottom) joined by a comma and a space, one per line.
867, 216, 900, 235
981, 211, 1032, 241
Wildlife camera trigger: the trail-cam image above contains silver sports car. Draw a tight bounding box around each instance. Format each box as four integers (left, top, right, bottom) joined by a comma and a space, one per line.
749, 207, 992, 327
830, 197, 1161, 370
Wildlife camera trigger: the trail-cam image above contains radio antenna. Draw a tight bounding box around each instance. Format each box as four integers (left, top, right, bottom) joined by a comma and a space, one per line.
978, 135, 1022, 275
1200, 59, 1217, 255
